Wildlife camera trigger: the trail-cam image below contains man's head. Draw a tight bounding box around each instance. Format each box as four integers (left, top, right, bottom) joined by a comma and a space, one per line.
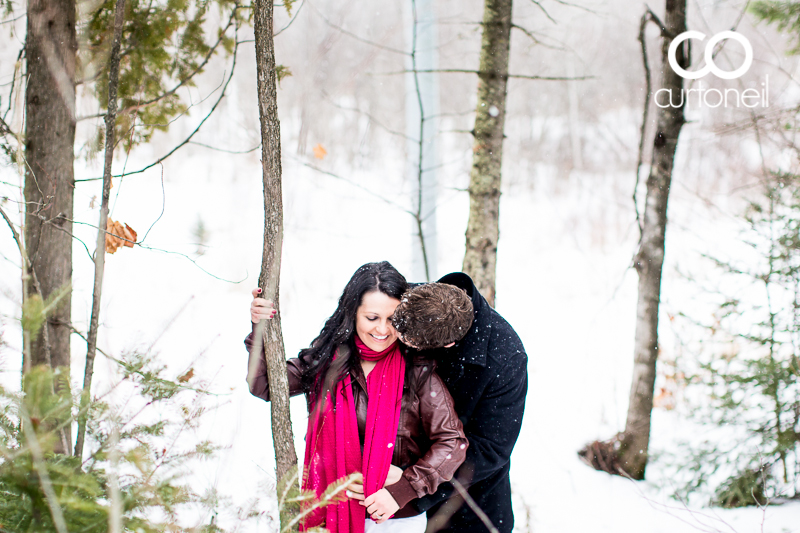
392, 283, 474, 350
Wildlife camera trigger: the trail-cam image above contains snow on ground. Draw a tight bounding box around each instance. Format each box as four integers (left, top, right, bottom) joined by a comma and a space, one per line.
2, 121, 800, 532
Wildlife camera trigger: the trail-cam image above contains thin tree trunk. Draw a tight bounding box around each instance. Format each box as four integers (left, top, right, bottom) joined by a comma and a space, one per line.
24, 0, 78, 455
619, 0, 687, 480
462, 0, 512, 307
75, 0, 127, 459
252, 0, 298, 523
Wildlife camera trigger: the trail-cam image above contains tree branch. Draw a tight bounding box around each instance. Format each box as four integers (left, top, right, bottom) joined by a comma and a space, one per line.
634, 9, 656, 238
290, 156, 414, 216
374, 68, 593, 81
306, 0, 410, 56
76, 0, 127, 460
188, 140, 261, 153
274, 0, 305, 37
528, 0, 557, 24
76, 5, 241, 122
2, 47, 24, 123
76, 35, 241, 182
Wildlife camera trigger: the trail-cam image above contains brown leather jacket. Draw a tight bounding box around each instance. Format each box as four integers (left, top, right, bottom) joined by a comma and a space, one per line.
245, 329, 468, 516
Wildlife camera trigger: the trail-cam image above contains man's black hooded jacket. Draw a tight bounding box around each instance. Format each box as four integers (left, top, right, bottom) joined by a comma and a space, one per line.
413, 272, 528, 533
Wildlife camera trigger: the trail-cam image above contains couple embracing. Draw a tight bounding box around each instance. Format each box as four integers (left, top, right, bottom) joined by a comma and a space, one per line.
245, 262, 527, 533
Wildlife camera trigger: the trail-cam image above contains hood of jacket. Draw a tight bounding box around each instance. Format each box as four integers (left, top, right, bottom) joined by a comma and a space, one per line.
436, 272, 491, 368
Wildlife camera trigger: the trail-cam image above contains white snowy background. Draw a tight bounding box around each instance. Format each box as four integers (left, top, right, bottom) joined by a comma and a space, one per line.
2, 0, 800, 530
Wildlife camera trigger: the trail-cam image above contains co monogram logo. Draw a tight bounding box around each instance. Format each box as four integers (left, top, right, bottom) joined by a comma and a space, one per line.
668, 31, 753, 80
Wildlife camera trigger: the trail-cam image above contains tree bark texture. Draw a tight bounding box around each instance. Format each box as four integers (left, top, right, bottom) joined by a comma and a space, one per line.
462, 0, 512, 308
24, 0, 78, 454
620, 0, 687, 480
253, 0, 298, 494
75, 0, 127, 459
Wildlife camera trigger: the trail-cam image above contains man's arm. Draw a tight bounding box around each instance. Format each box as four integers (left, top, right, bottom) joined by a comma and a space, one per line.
413, 350, 528, 512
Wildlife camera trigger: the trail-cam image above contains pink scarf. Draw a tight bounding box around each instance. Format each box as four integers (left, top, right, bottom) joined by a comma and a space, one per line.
301, 336, 405, 532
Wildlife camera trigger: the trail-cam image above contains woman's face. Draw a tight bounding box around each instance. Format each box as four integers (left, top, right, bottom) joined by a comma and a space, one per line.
355, 291, 400, 352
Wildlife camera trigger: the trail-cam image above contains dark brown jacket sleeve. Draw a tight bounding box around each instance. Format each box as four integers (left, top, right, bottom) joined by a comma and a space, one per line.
244, 322, 306, 401
386, 369, 468, 509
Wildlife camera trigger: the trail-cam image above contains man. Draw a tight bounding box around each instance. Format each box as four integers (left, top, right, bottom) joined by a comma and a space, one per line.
392, 273, 528, 533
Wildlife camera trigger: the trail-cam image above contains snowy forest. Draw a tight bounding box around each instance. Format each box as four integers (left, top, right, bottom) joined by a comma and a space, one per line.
1, 0, 800, 530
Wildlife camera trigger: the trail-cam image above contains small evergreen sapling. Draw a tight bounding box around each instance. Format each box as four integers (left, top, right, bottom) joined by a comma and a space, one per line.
675, 174, 800, 506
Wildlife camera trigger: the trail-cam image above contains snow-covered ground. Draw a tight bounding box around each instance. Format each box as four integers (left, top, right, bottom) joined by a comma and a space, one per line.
4, 125, 799, 531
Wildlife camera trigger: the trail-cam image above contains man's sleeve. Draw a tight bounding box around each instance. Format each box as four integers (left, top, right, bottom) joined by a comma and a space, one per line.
414, 348, 528, 512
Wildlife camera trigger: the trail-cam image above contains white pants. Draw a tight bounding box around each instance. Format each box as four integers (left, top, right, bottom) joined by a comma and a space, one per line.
364, 513, 427, 533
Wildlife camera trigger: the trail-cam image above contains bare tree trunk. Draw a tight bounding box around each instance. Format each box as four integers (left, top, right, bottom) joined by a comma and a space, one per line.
620, 0, 686, 480
252, 0, 298, 523
75, 0, 127, 459
577, 1, 686, 481
24, 0, 78, 455
462, 0, 512, 307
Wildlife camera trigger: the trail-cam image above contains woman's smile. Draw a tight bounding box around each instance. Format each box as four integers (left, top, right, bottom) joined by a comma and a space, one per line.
355, 291, 400, 352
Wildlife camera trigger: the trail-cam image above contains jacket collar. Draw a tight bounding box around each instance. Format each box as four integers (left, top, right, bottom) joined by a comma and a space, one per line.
437, 273, 490, 368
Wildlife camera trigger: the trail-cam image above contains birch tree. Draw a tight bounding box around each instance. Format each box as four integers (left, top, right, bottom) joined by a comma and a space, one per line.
462, 0, 512, 307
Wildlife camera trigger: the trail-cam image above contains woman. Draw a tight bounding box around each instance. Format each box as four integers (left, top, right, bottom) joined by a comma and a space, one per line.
245, 261, 467, 532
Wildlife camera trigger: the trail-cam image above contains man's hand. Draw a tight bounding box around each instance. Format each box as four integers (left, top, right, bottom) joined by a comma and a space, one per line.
250, 288, 276, 323
385, 465, 402, 486
361, 488, 399, 524
345, 465, 403, 501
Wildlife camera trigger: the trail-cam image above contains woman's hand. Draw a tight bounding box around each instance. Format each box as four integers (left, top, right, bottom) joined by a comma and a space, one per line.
345, 482, 364, 502
250, 288, 277, 323
361, 488, 399, 524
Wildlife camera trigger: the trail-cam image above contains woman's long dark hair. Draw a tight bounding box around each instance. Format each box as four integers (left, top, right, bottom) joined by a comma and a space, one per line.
299, 261, 409, 405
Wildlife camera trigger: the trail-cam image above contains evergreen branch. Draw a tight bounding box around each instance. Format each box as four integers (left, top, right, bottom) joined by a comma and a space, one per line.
18, 407, 70, 533
77, 5, 242, 122
67, 324, 219, 397
77, 31, 241, 182
281, 472, 361, 532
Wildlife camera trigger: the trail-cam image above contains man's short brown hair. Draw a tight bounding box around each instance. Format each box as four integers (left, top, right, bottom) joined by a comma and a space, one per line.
392, 283, 474, 350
